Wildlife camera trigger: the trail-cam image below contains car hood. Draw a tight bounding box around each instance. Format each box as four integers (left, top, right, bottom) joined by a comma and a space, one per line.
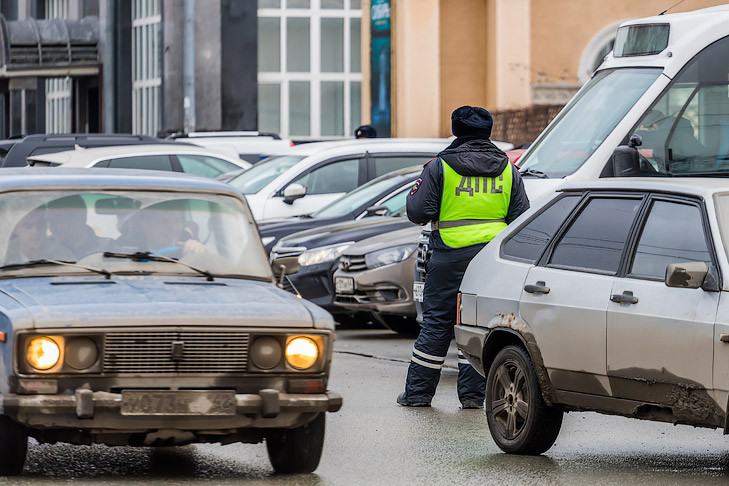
343, 225, 423, 256
0, 276, 318, 329
276, 217, 415, 251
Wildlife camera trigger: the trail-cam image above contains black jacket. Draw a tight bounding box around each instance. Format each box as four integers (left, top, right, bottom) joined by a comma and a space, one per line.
406, 137, 530, 250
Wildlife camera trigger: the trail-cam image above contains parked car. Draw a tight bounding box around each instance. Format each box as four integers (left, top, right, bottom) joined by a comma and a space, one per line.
225, 138, 452, 221
455, 178, 729, 455
0, 168, 341, 475
168, 131, 294, 164
0, 133, 175, 168
333, 225, 423, 335
270, 216, 415, 316
26, 144, 251, 178
258, 166, 421, 253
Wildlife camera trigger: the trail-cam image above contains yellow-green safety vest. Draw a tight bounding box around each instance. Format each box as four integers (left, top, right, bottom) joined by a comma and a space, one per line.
437, 158, 512, 248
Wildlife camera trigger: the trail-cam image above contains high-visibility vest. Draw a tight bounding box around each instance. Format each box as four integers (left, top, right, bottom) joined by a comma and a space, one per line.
437, 158, 512, 248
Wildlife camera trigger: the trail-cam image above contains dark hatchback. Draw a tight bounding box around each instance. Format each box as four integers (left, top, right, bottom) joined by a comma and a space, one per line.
270, 216, 415, 315
258, 166, 420, 253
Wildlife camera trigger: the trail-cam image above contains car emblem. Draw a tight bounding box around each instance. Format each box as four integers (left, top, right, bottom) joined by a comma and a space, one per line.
170, 341, 185, 361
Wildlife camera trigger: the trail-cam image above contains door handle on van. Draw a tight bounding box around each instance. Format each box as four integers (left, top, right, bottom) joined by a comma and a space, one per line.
720, 334, 729, 343
524, 281, 550, 294
610, 291, 638, 304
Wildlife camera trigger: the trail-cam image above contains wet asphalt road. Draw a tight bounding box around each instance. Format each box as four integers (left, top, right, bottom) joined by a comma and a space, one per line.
4, 328, 729, 485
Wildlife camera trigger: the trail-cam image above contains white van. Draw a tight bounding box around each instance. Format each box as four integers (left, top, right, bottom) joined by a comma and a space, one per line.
518, 5, 729, 202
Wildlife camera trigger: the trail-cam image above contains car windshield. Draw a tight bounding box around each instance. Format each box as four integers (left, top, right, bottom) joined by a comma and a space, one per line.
0, 190, 271, 280
227, 155, 305, 194
518, 68, 661, 178
314, 174, 412, 219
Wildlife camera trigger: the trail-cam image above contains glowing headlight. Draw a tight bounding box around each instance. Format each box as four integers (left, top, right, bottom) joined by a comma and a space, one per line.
298, 242, 354, 267
26, 337, 61, 371
364, 244, 417, 269
285, 337, 319, 370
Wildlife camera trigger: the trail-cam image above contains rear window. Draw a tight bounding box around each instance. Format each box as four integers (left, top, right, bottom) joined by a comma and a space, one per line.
614, 24, 669, 57
106, 155, 174, 171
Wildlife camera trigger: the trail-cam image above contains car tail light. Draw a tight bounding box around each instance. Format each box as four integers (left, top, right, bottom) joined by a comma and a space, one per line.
456, 292, 462, 325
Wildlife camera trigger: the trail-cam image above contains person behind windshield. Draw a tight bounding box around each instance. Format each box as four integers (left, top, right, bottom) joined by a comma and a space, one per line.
46, 195, 102, 259
5, 207, 73, 264
120, 200, 206, 258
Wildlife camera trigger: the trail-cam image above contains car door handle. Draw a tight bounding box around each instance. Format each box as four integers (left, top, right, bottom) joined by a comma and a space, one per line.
720, 334, 729, 343
524, 281, 550, 294
610, 291, 638, 304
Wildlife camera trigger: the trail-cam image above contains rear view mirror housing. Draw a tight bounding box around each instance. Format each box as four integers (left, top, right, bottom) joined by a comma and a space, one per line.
664, 261, 719, 291
94, 196, 141, 214
283, 183, 306, 205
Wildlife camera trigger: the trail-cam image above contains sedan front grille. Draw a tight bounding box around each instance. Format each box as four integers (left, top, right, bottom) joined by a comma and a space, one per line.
104, 331, 249, 374
339, 255, 367, 272
415, 230, 431, 279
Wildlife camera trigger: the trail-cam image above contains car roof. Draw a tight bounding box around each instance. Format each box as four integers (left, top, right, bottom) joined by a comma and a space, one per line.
0, 167, 246, 197
26, 144, 245, 166
284, 138, 452, 157
559, 178, 729, 199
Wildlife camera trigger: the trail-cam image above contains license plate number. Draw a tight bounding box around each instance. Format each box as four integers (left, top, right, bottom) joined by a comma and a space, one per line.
121, 390, 236, 416
413, 282, 424, 302
335, 276, 354, 294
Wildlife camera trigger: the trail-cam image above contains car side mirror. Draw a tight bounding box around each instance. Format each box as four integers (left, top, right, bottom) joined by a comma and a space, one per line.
609, 136, 642, 177
365, 205, 388, 217
283, 183, 306, 205
665, 261, 715, 290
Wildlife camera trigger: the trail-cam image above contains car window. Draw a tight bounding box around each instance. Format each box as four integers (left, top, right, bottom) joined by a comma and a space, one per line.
106, 155, 174, 171
177, 155, 241, 179
629, 200, 712, 279
373, 156, 430, 178
314, 175, 412, 219
549, 197, 642, 274
292, 158, 359, 195
228, 155, 305, 195
502, 195, 581, 263
28, 146, 75, 157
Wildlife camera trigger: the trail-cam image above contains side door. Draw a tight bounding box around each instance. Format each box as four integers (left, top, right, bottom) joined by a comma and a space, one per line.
607, 196, 720, 406
520, 194, 644, 396
263, 157, 364, 219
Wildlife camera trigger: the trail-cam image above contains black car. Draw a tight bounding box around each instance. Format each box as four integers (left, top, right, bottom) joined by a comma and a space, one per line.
0, 134, 177, 167
270, 216, 415, 315
258, 166, 420, 253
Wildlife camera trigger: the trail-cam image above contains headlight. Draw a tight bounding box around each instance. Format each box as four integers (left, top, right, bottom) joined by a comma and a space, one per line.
250, 336, 283, 370
26, 337, 61, 371
261, 236, 276, 247
298, 242, 354, 267
285, 337, 319, 370
364, 244, 417, 269
64, 337, 99, 370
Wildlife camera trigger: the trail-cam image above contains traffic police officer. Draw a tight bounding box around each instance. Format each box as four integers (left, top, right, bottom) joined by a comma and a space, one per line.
398, 106, 530, 408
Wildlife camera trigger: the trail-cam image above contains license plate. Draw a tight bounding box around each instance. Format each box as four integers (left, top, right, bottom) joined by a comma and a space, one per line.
121, 390, 236, 416
413, 282, 424, 302
335, 276, 354, 294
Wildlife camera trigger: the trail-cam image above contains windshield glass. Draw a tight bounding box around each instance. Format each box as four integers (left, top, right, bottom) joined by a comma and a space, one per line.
314, 174, 412, 218
519, 68, 661, 178
227, 155, 304, 194
0, 190, 271, 279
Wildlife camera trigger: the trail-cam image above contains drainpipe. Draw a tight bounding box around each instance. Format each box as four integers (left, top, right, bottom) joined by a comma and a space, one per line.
183, 0, 195, 133
103, 0, 115, 133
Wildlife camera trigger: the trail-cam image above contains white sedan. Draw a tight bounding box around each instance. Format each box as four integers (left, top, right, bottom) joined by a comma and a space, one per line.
456, 178, 729, 454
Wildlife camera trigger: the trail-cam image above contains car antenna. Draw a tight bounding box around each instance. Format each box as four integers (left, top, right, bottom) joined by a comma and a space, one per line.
658, 0, 688, 15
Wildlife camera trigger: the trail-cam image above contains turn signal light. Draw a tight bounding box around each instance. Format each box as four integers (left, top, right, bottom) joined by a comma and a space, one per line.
456, 292, 462, 325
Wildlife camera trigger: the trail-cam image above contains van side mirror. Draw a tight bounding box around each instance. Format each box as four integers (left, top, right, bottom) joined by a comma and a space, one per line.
665, 261, 717, 290
283, 183, 306, 204
365, 205, 388, 217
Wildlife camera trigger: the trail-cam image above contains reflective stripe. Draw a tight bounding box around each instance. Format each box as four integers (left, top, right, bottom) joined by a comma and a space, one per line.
432, 219, 505, 230
413, 348, 446, 363
458, 358, 471, 365
411, 356, 444, 370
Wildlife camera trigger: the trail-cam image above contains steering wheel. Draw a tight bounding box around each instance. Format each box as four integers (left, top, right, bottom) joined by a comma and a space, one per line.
152, 245, 180, 257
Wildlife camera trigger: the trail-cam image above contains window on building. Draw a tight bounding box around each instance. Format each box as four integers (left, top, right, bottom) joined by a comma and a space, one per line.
258, 0, 363, 139
132, 0, 162, 136
45, 1, 72, 134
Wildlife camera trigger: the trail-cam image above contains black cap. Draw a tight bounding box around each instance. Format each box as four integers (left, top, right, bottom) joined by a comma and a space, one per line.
451, 106, 493, 139
355, 125, 377, 139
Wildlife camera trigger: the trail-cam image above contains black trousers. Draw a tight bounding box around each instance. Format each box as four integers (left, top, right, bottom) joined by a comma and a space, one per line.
403, 244, 486, 404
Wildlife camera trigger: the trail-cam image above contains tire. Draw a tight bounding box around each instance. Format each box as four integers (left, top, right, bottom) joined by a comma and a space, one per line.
374, 314, 420, 337
266, 413, 325, 474
0, 415, 27, 476
485, 345, 562, 455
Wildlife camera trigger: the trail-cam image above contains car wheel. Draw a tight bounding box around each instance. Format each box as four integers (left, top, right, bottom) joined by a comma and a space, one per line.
485, 345, 562, 455
0, 416, 27, 476
375, 314, 420, 337
266, 413, 325, 474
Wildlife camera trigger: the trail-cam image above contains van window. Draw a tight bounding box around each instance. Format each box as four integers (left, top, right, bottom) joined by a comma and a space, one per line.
632, 36, 729, 176
518, 68, 661, 178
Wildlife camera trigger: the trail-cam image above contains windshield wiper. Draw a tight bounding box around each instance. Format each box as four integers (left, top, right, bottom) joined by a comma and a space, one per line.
520, 168, 549, 179
103, 251, 215, 281
0, 259, 112, 279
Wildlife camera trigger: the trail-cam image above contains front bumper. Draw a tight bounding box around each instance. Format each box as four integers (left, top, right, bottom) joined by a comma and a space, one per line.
2, 389, 343, 430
